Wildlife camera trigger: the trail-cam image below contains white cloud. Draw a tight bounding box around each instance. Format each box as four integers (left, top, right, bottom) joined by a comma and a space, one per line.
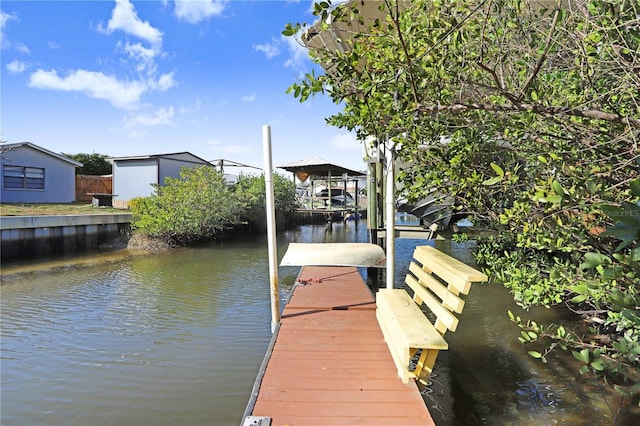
330, 133, 360, 150
155, 72, 175, 91
0, 11, 16, 42
6, 60, 28, 74
241, 93, 256, 102
28, 69, 146, 110
174, 0, 226, 24
124, 106, 174, 128
37, 0, 174, 112
1, 10, 29, 53
254, 41, 280, 59
282, 34, 308, 69
119, 41, 158, 72
15, 42, 29, 54
102, 0, 163, 48
48, 41, 60, 49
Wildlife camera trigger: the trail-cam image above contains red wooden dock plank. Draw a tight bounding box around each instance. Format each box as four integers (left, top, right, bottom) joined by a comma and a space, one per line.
257, 374, 410, 391
253, 401, 427, 418
286, 266, 377, 310
257, 388, 417, 403
248, 266, 434, 425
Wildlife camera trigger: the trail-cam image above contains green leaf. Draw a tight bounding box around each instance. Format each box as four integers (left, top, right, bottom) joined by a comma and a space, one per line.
599, 204, 623, 219
583, 252, 610, 266
546, 194, 562, 204
630, 179, 640, 197
570, 294, 588, 304
619, 201, 640, 225
572, 348, 590, 363
569, 284, 590, 294
282, 23, 296, 36
603, 223, 639, 250
551, 181, 565, 196
490, 162, 505, 177
482, 176, 503, 186
528, 351, 543, 359
590, 358, 604, 371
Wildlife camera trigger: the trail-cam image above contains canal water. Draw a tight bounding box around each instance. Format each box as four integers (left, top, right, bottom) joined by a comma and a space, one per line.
1, 220, 637, 425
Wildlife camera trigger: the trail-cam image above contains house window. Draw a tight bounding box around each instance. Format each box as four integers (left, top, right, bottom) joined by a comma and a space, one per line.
3, 165, 45, 190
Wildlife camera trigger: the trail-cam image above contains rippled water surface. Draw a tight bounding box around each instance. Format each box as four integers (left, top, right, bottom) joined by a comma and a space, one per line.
2, 220, 637, 425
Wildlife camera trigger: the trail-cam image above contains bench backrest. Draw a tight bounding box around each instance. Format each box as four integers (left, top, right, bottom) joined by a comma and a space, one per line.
405, 245, 488, 335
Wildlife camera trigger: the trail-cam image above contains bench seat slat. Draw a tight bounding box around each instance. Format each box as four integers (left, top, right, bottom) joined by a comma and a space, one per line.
404, 275, 459, 332
414, 246, 487, 294
408, 261, 465, 314
376, 289, 448, 349
376, 308, 413, 382
416, 246, 488, 282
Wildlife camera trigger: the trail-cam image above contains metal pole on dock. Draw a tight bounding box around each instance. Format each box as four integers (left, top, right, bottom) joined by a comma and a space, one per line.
365, 136, 379, 245
263, 125, 280, 333
385, 141, 395, 289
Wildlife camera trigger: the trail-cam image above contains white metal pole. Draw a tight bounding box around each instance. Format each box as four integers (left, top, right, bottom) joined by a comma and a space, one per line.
385, 145, 395, 289
263, 125, 280, 333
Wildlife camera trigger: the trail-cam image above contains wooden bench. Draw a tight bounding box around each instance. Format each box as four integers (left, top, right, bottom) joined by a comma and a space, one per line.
376, 245, 488, 383
88, 193, 116, 207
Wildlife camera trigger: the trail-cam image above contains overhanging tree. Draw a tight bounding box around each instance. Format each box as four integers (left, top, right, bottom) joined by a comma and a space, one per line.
285, 0, 639, 401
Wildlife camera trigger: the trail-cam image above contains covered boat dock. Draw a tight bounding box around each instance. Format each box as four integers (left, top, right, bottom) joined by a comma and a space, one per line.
278, 157, 365, 221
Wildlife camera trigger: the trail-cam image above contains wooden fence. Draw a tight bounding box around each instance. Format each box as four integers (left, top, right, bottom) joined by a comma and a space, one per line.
112, 199, 129, 209
75, 175, 112, 202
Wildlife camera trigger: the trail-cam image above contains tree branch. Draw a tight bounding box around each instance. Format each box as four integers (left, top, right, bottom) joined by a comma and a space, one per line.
415, 102, 640, 128
518, 1, 562, 101
385, 0, 420, 105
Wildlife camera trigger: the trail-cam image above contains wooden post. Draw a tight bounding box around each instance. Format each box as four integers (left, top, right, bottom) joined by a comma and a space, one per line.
327, 169, 333, 211
263, 125, 280, 333
376, 160, 384, 245
367, 162, 377, 244
354, 178, 359, 219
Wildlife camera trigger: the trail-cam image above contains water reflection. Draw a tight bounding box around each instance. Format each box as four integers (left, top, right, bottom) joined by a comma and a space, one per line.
394, 237, 638, 425
1, 220, 637, 425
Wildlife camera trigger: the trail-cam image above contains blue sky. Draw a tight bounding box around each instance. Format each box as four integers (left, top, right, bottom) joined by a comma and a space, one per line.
1, 0, 364, 174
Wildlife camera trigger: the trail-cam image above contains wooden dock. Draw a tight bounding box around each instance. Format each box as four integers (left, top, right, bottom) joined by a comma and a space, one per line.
243, 265, 435, 425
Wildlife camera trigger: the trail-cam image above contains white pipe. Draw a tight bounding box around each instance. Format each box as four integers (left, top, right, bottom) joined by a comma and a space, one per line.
263, 125, 280, 333
385, 146, 395, 289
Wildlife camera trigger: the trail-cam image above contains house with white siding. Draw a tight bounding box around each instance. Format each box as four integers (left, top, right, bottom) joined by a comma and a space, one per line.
110, 152, 210, 201
1, 142, 82, 203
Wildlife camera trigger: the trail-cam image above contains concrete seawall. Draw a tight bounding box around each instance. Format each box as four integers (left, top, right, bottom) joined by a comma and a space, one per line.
1, 214, 132, 261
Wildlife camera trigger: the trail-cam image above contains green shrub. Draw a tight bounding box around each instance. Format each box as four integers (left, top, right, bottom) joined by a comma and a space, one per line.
130, 166, 244, 245
234, 173, 299, 231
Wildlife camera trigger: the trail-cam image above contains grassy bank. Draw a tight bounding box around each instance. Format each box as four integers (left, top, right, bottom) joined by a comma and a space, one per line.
1, 203, 125, 216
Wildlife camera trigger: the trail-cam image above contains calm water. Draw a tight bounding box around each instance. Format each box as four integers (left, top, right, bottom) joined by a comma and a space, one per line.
1, 220, 637, 425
